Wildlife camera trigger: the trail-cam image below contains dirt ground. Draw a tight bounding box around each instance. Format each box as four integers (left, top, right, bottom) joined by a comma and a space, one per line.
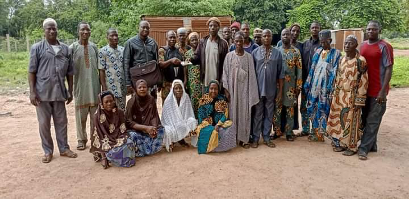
0, 88, 408, 199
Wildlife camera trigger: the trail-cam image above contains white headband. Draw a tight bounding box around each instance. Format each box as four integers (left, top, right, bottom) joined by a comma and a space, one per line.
43, 18, 57, 28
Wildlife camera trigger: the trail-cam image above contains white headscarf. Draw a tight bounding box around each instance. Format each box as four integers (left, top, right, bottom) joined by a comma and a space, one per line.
162, 79, 197, 151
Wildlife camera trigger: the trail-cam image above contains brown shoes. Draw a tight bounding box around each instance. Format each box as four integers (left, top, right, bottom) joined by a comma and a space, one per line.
60, 149, 78, 158
42, 154, 53, 163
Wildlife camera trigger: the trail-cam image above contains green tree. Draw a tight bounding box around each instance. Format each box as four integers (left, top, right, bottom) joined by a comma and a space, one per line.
287, 0, 330, 39
288, 0, 404, 39
233, 0, 291, 34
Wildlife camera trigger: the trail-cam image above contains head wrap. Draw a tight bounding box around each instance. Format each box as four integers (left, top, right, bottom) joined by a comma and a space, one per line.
253, 28, 263, 36
319, 30, 331, 39
188, 32, 199, 40
289, 23, 301, 32
177, 27, 187, 35
345, 34, 358, 43
230, 22, 241, 30
205, 80, 220, 94
206, 17, 221, 26
100, 91, 115, 105
162, 79, 197, 152
43, 18, 57, 28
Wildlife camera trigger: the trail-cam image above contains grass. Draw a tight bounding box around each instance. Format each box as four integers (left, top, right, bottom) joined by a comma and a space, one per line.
0, 52, 30, 90
386, 38, 409, 50
390, 56, 409, 88
0, 51, 408, 91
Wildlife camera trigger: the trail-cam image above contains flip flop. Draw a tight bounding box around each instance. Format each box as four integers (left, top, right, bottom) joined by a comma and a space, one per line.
60, 149, 78, 158
264, 141, 276, 148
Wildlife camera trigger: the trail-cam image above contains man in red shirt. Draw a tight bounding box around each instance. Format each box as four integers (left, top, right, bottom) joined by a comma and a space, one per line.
358, 21, 393, 160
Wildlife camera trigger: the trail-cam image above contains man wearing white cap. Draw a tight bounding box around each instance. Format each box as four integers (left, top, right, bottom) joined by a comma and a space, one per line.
28, 18, 78, 163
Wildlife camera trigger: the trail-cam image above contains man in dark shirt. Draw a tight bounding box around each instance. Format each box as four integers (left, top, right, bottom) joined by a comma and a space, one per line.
300, 21, 321, 136
229, 23, 259, 53
123, 20, 159, 97
159, 30, 184, 103
190, 17, 229, 89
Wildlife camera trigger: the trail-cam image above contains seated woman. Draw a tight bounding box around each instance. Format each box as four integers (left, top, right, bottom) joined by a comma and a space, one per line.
162, 79, 198, 152
126, 79, 164, 157
196, 80, 236, 154
90, 91, 136, 169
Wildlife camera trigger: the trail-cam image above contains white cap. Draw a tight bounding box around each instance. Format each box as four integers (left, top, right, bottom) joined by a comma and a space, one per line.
43, 18, 57, 28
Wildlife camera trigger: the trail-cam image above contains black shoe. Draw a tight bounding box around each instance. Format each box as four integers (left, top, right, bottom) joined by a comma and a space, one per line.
358, 150, 368, 160
286, 135, 295, 141
271, 134, 281, 140
370, 145, 377, 152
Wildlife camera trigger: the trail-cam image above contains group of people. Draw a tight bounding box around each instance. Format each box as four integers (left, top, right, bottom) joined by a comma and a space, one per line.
28, 16, 393, 168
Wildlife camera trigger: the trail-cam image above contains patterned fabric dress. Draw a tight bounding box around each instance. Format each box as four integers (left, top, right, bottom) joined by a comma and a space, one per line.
90, 92, 136, 168
98, 45, 126, 110
196, 81, 236, 154
327, 53, 368, 151
185, 49, 202, 116
273, 46, 302, 136
304, 47, 341, 140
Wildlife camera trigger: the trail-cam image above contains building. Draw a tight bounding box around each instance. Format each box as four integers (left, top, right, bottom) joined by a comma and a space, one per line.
141, 15, 232, 47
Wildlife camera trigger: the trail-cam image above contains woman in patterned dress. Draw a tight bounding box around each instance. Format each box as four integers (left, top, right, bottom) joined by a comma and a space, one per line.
185, 32, 202, 116
90, 91, 136, 169
195, 80, 236, 154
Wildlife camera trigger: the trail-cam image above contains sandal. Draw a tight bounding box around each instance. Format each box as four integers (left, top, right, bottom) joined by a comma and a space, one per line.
333, 146, 346, 152
93, 152, 102, 162
242, 143, 250, 149
60, 149, 78, 158
42, 154, 53, 163
250, 142, 259, 148
342, 149, 356, 156
77, 141, 86, 150
101, 156, 109, 169
264, 141, 276, 148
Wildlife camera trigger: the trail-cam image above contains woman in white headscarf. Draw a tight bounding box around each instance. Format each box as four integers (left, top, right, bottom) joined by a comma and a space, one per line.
162, 79, 198, 152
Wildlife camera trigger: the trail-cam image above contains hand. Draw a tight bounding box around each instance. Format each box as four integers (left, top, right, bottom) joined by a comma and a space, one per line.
126, 85, 134, 95
172, 58, 181, 65
276, 93, 282, 104
145, 126, 157, 138
295, 89, 300, 97
215, 125, 220, 131
29, 91, 41, 106
66, 91, 73, 105
376, 91, 387, 104
102, 85, 107, 92
225, 90, 231, 102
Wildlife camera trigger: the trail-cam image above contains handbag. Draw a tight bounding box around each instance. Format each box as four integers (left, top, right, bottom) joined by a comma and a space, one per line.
130, 43, 163, 88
